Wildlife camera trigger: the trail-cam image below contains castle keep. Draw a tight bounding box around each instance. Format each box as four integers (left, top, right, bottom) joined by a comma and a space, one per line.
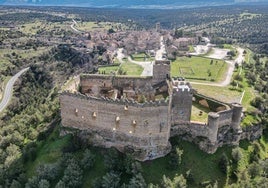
60, 60, 246, 161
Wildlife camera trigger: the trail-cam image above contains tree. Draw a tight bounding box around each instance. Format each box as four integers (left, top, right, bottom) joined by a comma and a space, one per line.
101, 172, 121, 188
25, 176, 39, 188
175, 29, 183, 38
87, 32, 91, 40
162, 174, 187, 188
108, 28, 115, 34
36, 163, 60, 182
219, 153, 229, 174
62, 160, 83, 188
10, 180, 22, 188
248, 162, 262, 178
38, 179, 50, 188
81, 149, 95, 170
128, 173, 147, 188
232, 148, 243, 163
55, 180, 66, 188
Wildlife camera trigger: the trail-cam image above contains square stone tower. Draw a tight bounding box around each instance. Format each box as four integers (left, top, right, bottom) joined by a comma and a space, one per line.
171, 80, 193, 124
152, 60, 170, 85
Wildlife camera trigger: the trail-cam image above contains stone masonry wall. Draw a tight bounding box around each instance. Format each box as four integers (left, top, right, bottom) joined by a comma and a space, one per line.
60, 92, 171, 161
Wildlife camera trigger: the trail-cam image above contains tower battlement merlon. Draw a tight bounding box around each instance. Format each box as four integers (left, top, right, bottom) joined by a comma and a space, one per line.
171, 80, 192, 93
154, 60, 170, 65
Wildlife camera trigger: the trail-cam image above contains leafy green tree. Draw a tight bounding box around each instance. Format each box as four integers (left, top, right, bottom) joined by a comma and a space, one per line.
175, 29, 183, 38
25, 176, 39, 188
55, 180, 66, 188
248, 162, 262, 178
232, 148, 243, 163
10, 180, 22, 188
128, 173, 147, 188
81, 149, 95, 170
162, 174, 187, 188
62, 160, 83, 188
38, 179, 50, 188
219, 153, 229, 174
36, 163, 60, 182
101, 172, 121, 188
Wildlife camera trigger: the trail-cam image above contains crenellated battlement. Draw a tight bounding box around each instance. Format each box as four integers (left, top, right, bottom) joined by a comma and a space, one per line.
62, 91, 169, 107
172, 81, 192, 93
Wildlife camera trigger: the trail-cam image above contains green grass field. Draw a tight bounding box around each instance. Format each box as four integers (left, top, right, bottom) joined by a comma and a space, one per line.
120, 62, 144, 75
191, 102, 210, 122
192, 84, 242, 104
171, 56, 228, 82
97, 61, 143, 76
98, 65, 120, 75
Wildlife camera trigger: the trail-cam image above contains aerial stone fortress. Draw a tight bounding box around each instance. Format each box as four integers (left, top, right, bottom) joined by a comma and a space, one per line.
60, 60, 250, 161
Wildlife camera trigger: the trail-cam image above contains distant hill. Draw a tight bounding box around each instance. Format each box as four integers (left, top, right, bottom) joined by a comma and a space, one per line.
0, 0, 267, 8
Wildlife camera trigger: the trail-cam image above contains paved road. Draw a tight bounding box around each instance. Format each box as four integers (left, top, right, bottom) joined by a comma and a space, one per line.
155, 36, 166, 60
127, 57, 153, 76
117, 48, 153, 76
71, 19, 81, 33
0, 67, 29, 112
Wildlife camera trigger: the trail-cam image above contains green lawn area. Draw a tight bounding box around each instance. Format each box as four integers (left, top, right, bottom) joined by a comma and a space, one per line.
192, 84, 242, 104
171, 56, 228, 82
98, 65, 120, 75
223, 44, 234, 50
131, 53, 154, 62
191, 102, 210, 123
97, 62, 143, 76
120, 62, 144, 76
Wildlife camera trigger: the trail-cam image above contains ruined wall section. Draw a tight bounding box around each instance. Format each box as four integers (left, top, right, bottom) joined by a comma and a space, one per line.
80, 74, 113, 94
152, 60, 170, 85
60, 92, 171, 161
171, 103, 244, 153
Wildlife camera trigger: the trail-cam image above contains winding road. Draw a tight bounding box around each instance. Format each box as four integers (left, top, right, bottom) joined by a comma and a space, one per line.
0, 67, 29, 112
70, 19, 81, 33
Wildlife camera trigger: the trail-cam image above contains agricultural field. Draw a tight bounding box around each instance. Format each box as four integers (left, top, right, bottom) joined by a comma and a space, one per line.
171, 56, 228, 82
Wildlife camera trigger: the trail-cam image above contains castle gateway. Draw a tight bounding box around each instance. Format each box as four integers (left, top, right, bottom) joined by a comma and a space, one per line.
60, 60, 244, 161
